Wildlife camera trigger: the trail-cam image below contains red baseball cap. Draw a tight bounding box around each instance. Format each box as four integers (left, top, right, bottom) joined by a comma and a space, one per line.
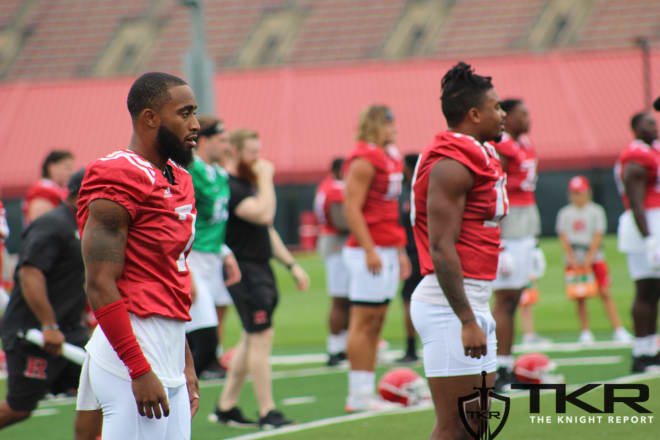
568, 175, 590, 192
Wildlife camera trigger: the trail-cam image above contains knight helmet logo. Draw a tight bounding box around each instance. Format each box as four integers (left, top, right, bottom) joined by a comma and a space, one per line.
458, 371, 511, 439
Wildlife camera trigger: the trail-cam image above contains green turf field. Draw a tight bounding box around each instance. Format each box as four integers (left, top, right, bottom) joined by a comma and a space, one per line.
2, 235, 659, 439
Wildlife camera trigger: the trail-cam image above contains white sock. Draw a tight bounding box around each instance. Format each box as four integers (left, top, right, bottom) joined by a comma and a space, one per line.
339, 330, 348, 352
216, 344, 224, 359
348, 370, 375, 397
633, 337, 647, 357
497, 355, 514, 370
327, 333, 345, 355
646, 334, 659, 356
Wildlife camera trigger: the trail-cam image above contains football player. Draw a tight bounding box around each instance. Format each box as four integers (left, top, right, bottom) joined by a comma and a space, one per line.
411, 62, 507, 439
75, 72, 200, 439
615, 111, 660, 372
343, 105, 411, 412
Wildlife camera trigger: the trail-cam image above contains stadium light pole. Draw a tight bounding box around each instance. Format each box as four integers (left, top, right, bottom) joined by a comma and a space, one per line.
181, 0, 215, 115
636, 37, 652, 111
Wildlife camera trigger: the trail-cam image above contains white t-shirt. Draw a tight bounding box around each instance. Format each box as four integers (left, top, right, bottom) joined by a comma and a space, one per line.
86, 314, 186, 388
556, 201, 606, 264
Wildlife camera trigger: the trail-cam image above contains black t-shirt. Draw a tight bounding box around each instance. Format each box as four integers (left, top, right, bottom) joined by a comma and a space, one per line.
399, 182, 417, 257
226, 175, 272, 262
1, 204, 87, 350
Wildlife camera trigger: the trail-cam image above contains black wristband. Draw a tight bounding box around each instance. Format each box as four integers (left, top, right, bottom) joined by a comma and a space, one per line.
286, 261, 296, 271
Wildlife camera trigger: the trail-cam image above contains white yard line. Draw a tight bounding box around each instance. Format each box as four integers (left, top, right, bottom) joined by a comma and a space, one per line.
268, 340, 631, 366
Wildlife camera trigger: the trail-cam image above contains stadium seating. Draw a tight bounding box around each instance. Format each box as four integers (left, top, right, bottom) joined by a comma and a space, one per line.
2, 0, 659, 79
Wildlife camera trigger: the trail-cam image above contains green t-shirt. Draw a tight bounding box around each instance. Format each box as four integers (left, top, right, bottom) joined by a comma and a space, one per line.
188, 155, 230, 253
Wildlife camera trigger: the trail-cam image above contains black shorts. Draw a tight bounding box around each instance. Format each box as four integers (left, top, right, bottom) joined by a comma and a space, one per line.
228, 260, 279, 333
401, 252, 423, 301
6, 337, 84, 412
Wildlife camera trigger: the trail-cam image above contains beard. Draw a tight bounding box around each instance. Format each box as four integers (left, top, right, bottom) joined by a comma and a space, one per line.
237, 159, 257, 185
157, 124, 192, 167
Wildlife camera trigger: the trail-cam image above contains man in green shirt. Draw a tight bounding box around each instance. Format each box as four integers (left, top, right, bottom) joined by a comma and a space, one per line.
185, 115, 241, 378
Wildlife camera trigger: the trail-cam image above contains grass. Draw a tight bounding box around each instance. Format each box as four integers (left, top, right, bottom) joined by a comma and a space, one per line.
1, 235, 657, 439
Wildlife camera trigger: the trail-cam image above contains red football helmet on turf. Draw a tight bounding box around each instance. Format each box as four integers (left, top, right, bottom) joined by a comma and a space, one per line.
377, 367, 430, 406
514, 353, 563, 384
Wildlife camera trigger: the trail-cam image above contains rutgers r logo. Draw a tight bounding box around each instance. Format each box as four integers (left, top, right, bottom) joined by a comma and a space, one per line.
458, 371, 511, 439
24, 356, 48, 380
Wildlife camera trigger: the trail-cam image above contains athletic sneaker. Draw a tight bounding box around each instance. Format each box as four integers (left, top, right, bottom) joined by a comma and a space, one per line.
494, 366, 514, 392
259, 409, 293, 429
200, 363, 226, 380
613, 327, 633, 343
208, 406, 257, 428
579, 330, 595, 344
631, 354, 660, 373
522, 333, 552, 345
327, 352, 346, 367
345, 396, 403, 413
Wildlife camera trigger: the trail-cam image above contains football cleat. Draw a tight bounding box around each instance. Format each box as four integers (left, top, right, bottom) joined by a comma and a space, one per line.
377, 367, 430, 406
514, 353, 563, 384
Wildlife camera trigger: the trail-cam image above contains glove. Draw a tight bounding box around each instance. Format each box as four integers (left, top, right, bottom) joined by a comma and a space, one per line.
497, 251, 515, 277
530, 247, 547, 280
645, 236, 660, 271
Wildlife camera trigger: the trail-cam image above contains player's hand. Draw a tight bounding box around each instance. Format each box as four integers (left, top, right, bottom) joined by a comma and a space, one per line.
567, 256, 579, 270
253, 159, 275, 180
223, 253, 242, 287
581, 259, 593, 272
291, 264, 310, 291
131, 370, 169, 419
184, 362, 200, 418
42, 328, 65, 356
398, 251, 412, 280
365, 249, 382, 275
461, 319, 487, 359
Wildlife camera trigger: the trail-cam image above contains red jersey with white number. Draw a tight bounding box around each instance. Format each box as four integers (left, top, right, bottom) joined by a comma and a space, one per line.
344, 142, 406, 247
77, 149, 196, 321
413, 132, 508, 280
314, 175, 345, 235
22, 178, 68, 222
494, 133, 537, 206
614, 139, 660, 210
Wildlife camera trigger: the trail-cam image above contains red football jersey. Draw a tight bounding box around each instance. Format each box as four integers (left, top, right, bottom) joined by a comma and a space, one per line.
344, 142, 406, 247
494, 133, 537, 206
22, 178, 68, 222
77, 149, 196, 321
314, 175, 345, 235
413, 132, 508, 280
614, 139, 660, 210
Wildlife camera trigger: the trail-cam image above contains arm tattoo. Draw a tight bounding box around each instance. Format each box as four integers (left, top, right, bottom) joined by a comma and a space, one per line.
83, 203, 127, 264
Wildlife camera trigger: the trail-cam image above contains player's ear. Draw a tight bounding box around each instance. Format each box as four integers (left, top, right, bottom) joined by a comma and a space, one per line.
467, 107, 481, 124
141, 108, 160, 129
